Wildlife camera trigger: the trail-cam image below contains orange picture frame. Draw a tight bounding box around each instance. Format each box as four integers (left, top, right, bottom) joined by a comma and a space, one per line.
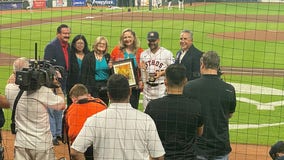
112, 59, 137, 87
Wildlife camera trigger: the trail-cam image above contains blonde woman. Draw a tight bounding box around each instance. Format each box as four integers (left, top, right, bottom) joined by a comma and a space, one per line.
81, 36, 112, 105
110, 28, 144, 109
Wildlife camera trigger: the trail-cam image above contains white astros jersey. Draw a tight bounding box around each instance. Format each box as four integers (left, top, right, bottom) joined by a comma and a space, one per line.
140, 47, 174, 110
140, 47, 174, 84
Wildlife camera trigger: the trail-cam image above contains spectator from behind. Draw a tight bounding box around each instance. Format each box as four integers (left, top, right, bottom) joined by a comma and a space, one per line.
65, 84, 106, 160
183, 51, 236, 160
270, 141, 284, 160
5, 57, 66, 160
7, 57, 30, 84
145, 64, 203, 159
70, 74, 165, 160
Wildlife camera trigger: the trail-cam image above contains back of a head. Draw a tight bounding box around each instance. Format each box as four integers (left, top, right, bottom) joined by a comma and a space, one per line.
107, 74, 130, 102
201, 51, 220, 70
166, 64, 187, 87
69, 84, 88, 98
13, 57, 29, 72
270, 141, 284, 160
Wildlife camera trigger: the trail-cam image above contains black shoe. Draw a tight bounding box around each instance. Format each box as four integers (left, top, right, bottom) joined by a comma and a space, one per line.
53, 139, 59, 145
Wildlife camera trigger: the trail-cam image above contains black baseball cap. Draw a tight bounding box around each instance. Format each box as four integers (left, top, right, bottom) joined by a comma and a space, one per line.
269, 141, 284, 159
147, 31, 159, 41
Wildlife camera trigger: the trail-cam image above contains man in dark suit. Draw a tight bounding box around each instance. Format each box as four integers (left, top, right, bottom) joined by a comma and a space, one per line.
175, 30, 203, 81
44, 24, 71, 145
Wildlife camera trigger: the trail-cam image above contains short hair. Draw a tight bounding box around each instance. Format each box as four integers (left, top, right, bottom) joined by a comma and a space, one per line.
69, 84, 88, 98
107, 74, 130, 101
201, 51, 220, 70
71, 34, 90, 54
166, 64, 187, 87
57, 24, 69, 34
92, 36, 109, 53
13, 57, 29, 72
181, 29, 193, 40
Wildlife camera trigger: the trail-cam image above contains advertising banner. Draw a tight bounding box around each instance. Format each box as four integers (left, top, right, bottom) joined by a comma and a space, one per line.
72, 0, 85, 6
52, 0, 67, 7
93, 0, 116, 6
33, 0, 46, 8
0, 1, 22, 10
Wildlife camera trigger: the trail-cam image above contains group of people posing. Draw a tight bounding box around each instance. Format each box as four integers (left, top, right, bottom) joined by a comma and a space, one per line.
3, 23, 237, 160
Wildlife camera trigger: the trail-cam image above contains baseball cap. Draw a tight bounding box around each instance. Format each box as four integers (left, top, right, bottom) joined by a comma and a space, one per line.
147, 31, 159, 41
269, 141, 284, 159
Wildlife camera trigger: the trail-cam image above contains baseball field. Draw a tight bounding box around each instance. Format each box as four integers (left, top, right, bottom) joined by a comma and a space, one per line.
0, 2, 284, 159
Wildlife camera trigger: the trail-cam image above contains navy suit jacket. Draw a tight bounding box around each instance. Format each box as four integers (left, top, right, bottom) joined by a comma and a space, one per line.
175, 44, 203, 81
44, 38, 70, 91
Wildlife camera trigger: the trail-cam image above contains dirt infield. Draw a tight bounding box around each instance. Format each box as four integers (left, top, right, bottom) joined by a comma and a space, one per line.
0, 4, 283, 160
1, 130, 272, 160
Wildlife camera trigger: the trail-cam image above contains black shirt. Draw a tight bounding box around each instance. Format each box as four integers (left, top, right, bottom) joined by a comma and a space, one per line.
145, 94, 203, 160
183, 74, 236, 158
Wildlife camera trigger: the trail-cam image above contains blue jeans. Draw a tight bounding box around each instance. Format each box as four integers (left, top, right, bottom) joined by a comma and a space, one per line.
197, 154, 229, 160
48, 108, 63, 139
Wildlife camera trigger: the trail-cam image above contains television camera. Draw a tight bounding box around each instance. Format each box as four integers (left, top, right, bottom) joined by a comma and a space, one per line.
15, 59, 64, 91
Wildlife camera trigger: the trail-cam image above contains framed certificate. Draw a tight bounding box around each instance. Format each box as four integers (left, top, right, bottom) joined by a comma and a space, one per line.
112, 59, 137, 87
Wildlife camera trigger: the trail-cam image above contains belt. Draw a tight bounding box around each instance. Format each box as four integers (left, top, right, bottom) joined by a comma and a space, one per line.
146, 82, 164, 87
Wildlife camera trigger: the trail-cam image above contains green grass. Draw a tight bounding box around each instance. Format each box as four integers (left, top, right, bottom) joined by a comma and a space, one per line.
230, 125, 284, 145
2, 3, 284, 24
224, 74, 284, 90
0, 7, 122, 24
139, 3, 284, 15
1, 20, 283, 69
224, 75, 284, 144
191, 3, 284, 15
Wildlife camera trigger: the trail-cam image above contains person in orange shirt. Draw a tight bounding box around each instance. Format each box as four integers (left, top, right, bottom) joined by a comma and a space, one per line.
110, 28, 144, 109
65, 83, 107, 160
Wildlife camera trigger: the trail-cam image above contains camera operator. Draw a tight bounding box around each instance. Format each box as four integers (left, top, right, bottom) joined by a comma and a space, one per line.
7, 57, 29, 84
5, 57, 66, 160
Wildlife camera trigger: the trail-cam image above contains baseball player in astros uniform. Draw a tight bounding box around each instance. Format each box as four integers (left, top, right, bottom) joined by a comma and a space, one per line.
140, 31, 174, 110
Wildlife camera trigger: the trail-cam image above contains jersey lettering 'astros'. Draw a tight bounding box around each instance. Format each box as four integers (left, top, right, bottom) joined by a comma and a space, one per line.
140, 47, 174, 83
145, 59, 164, 69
